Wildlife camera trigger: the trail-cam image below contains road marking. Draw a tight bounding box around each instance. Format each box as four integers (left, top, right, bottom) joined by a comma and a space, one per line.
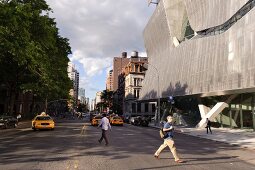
66, 160, 71, 169
74, 160, 79, 169
80, 124, 87, 135
66, 160, 79, 169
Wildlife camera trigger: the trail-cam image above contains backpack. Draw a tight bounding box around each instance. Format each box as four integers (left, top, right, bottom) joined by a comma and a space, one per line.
159, 128, 166, 138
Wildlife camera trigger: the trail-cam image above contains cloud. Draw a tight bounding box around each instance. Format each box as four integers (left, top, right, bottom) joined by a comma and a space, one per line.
46, 0, 153, 99
70, 50, 112, 76
79, 76, 100, 93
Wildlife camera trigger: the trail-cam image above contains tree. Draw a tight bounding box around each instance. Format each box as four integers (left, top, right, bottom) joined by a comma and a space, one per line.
100, 90, 113, 112
0, 0, 72, 114
96, 102, 107, 113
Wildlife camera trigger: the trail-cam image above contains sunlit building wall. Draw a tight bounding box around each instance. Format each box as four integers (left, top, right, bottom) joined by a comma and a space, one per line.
68, 62, 79, 106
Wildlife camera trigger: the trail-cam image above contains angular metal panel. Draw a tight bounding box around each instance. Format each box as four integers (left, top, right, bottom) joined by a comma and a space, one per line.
140, 0, 255, 100
184, 0, 249, 31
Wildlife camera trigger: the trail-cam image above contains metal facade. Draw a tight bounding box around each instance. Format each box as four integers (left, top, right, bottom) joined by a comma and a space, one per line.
140, 0, 255, 100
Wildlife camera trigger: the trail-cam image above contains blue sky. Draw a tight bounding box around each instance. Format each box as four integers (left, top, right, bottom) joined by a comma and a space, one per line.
46, 0, 155, 101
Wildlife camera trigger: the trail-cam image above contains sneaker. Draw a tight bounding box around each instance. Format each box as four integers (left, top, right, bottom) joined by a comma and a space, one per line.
154, 155, 159, 159
98, 140, 101, 144
175, 160, 184, 163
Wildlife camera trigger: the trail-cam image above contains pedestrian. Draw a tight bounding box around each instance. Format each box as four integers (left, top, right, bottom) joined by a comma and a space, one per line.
154, 115, 184, 163
206, 118, 212, 134
16, 113, 21, 121
98, 113, 111, 146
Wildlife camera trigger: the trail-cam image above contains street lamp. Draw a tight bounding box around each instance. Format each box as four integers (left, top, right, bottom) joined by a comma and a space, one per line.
143, 63, 160, 126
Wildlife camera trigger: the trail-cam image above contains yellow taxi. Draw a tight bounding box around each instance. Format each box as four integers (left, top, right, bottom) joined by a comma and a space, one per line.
32, 112, 55, 130
110, 116, 123, 126
91, 115, 103, 126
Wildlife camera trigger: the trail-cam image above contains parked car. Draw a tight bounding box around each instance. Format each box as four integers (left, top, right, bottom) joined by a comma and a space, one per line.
129, 117, 136, 125
137, 116, 149, 126
82, 113, 90, 120
130, 116, 149, 126
0, 115, 18, 129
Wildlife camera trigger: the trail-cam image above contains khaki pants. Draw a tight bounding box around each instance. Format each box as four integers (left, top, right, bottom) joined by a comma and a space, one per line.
155, 138, 180, 161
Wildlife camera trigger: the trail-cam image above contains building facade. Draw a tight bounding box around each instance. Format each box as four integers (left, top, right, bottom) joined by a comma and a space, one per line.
90, 99, 95, 111
106, 70, 113, 91
68, 62, 79, 106
78, 88, 86, 104
123, 60, 148, 116
113, 51, 150, 116
112, 52, 130, 91
95, 91, 102, 105
140, 0, 255, 129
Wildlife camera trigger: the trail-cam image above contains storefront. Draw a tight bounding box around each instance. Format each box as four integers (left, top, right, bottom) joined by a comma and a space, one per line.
171, 93, 255, 130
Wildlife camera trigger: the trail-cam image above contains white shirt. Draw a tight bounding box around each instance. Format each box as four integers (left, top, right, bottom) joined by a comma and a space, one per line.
99, 117, 111, 130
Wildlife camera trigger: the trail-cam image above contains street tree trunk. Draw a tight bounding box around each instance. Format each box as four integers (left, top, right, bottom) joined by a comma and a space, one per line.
45, 98, 48, 112
7, 82, 17, 116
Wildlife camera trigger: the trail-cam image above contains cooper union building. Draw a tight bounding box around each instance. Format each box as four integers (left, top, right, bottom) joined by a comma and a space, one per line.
139, 0, 255, 130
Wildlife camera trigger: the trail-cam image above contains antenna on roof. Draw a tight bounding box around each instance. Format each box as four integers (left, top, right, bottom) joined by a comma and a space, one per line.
148, 0, 159, 6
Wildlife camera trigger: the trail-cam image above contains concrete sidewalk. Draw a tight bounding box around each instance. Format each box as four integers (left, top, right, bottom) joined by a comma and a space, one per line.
17, 120, 31, 129
149, 123, 255, 151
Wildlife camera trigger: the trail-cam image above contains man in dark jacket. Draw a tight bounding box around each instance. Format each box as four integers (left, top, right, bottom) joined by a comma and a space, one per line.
206, 118, 212, 134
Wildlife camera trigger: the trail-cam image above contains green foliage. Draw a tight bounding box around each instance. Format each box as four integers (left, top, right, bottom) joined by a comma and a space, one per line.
99, 90, 113, 111
0, 0, 72, 113
101, 90, 113, 105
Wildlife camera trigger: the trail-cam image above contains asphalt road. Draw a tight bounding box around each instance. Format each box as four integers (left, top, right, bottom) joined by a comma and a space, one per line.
0, 119, 255, 170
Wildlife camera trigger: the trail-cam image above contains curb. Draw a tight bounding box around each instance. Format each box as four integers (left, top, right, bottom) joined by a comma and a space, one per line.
148, 125, 255, 152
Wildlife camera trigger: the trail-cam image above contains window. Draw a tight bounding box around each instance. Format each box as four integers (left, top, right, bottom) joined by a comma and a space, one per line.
134, 78, 137, 86
135, 64, 139, 72
145, 103, 149, 112
137, 103, 141, 112
137, 78, 141, 86
197, 0, 255, 37
132, 103, 136, 113
152, 104, 156, 112
36, 116, 52, 120
183, 21, 194, 40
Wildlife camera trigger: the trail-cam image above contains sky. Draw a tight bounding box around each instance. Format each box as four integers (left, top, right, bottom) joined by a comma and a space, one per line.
45, 0, 155, 101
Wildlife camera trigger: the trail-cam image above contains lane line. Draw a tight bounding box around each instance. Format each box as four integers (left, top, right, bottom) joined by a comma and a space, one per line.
80, 124, 87, 135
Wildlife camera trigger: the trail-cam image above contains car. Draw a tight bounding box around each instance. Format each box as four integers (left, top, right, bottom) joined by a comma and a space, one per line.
32, 112, 55, 130
82, 112, 87, 117
0, 115, 18, 129
129, 116, 141, 126
82, 113, 90, 120
139, 116, 149, 126
110, 116, 123, 126
129, 117, 136, 125
91, 115, 103, 126
130, 116, 149, 126
90, 113, 97, 121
